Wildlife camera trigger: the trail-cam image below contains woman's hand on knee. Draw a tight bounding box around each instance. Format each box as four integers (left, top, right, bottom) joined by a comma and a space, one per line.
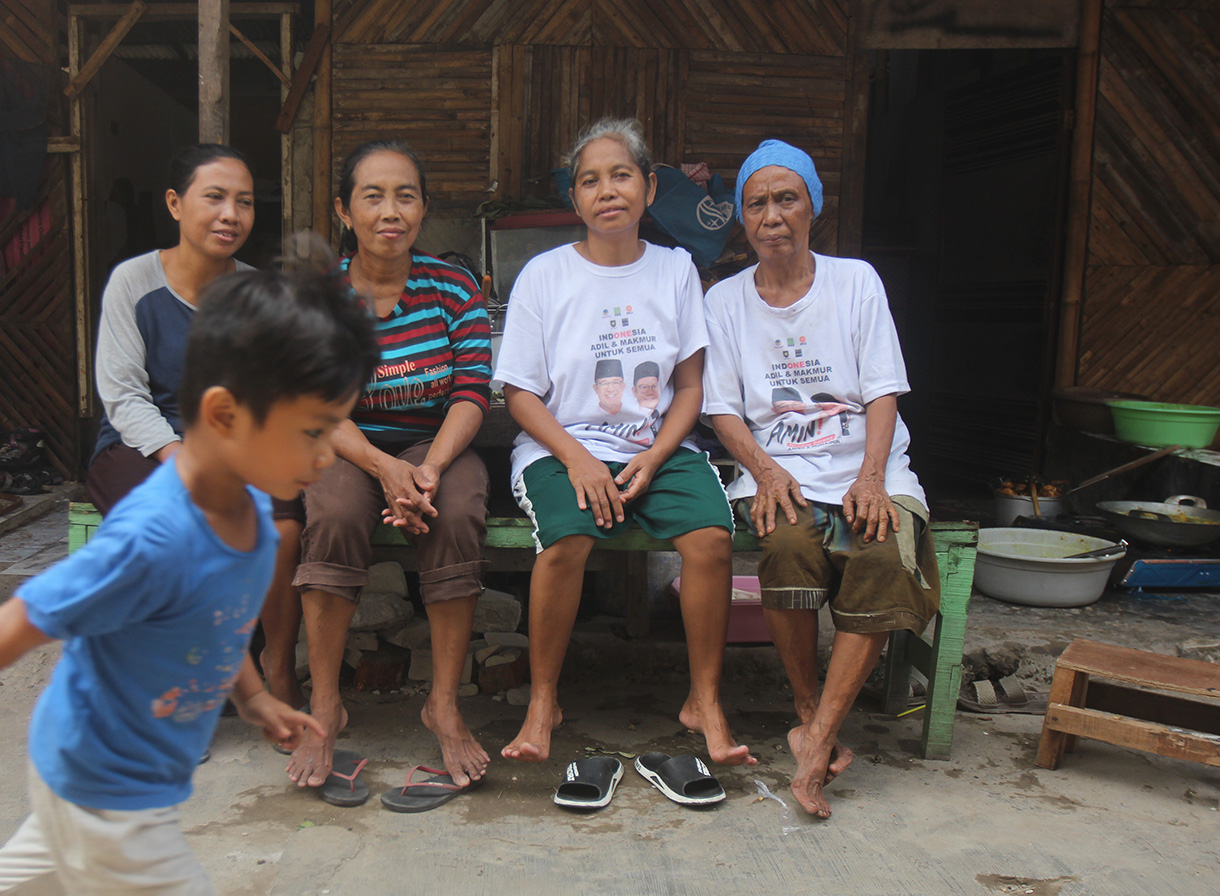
614, 449, 661, 503
565, 453, 624, 528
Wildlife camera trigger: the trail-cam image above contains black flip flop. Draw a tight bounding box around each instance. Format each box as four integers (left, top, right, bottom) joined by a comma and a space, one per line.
319, 749, 370, 807
553, 757, 623, 809
380, 765, 484, 813
634, 752, 726, 806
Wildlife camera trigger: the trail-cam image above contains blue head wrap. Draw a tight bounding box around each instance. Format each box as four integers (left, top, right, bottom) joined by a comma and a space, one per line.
734, 139, 823, 224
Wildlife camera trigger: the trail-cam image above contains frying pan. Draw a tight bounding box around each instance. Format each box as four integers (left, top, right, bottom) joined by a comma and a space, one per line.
1095, 495, 1220, 547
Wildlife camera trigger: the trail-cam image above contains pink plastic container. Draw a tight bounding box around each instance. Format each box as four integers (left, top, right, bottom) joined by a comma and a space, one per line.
671, 575, 771, 643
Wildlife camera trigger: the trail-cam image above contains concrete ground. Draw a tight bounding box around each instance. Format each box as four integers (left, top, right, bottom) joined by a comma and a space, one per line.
1, 496, 1218, 895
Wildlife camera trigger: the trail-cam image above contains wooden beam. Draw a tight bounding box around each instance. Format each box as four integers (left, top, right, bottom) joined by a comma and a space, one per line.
839, 11, 869, 258
69, 3, 297, 18
274, 22, 330, 133
199, 0, 231, 144
0, 17, 41, 64
230, 22, 290, 87
312, 0, 333, 243
1054, 0, 1103, 389
63, 0, 147, 100
46, 137, 81, 154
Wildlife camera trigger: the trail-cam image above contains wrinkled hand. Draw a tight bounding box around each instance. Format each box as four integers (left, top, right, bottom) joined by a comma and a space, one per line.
240, 692, 325, 751
750, 463, 808, 535
376, 458, 439, 531
842, 475, 899, 543
566, 452, 624, 528
614, 449, 662, 503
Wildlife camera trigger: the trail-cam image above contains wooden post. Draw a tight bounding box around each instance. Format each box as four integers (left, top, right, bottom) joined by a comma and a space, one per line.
839, 12, 869, 258
198, 0, 231, 143
1054, 0, 1104, 389
280, 11, 293, 243
312, 0, 332, 243
67, 13, 93, 418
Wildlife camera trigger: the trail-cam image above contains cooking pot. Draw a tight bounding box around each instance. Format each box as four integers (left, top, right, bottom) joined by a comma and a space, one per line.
1095, 495, 1220, 547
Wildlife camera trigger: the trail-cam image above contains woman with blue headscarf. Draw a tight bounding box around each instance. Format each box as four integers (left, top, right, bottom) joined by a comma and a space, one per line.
702, 140, 939, 819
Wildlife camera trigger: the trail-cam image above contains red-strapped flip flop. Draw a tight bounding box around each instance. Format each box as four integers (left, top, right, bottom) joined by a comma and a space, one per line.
380, 764, 483, 813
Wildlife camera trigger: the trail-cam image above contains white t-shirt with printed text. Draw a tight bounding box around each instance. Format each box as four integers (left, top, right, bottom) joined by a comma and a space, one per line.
495, 242, 708, 485
703, 253, 925, 507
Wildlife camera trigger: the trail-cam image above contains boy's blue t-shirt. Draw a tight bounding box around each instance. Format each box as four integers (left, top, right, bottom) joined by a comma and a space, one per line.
19, 460, 278, 811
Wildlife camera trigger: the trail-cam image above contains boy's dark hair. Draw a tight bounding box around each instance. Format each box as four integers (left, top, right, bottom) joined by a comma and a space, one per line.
179, 265, 379, 426
169, 143, 251, 196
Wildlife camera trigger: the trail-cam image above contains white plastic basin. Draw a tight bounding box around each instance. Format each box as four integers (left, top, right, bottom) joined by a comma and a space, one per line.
975, 528, 1123, 608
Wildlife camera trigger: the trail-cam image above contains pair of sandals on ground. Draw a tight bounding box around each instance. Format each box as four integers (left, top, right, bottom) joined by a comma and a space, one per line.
310, 749, 726, 812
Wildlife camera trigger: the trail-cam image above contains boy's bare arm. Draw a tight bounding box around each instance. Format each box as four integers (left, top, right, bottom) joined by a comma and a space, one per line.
229, 655, 324, 748
0, 597, 52, 671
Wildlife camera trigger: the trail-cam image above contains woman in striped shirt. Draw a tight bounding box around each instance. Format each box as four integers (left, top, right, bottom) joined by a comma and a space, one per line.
279, 140, 493, 805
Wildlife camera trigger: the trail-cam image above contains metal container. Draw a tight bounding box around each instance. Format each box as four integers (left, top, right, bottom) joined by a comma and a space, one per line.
1095, 495, 1220, 547
975, 528, 1125, 608
993, 493, 1067, 527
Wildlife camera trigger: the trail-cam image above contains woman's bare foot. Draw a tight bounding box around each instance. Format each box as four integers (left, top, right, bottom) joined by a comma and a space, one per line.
679, 695, 757, 766
501, 697, 563, 762
422, 696, 489, 787
286, 699, 348, 788
260, 646, 306, 711
787, 724, 837, 818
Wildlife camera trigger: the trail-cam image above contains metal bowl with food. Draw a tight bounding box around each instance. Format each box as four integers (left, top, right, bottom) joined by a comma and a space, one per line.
992, 478, 1069, 527
975, 528, 1125, 608
1095, 495, 1220, 547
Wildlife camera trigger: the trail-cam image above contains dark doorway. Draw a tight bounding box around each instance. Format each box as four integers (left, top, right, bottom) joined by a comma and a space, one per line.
861, 50, 1074, 500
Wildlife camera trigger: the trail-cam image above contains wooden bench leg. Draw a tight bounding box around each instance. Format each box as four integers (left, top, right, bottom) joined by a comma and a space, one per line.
624, 553, 650, 638
1036, 666, 1089, 770
920, 551, 972, 760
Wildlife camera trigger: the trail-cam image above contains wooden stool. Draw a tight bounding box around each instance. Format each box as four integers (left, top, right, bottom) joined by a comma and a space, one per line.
1036, 638, 1220, 803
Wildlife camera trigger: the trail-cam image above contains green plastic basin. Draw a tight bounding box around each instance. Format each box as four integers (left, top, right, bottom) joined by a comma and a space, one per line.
1108, 400, 1220, 449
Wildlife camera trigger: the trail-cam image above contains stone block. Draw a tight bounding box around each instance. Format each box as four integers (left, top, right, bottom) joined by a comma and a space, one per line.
408, 648, 433, 681
475, 644, 502, 665
351, 592, 413, 632
485, 632, 529, 649
507, 684, 531, 706
458, 683, 479, 698
383, 618, 430, 650
347, 632, 379, 652
367, 561, 408, 597
460, 652, 474, 685
484, 647, 521, 668
343, 646, 363, 670
472, 588, 521, 635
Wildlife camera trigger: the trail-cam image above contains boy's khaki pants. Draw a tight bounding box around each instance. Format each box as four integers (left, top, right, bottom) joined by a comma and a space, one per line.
0, 762, 212, 895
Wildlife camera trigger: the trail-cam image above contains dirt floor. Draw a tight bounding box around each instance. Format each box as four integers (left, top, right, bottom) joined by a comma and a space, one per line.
1, 497, 1218, 895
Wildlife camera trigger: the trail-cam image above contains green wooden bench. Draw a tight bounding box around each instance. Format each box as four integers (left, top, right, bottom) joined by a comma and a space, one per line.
69, 502, 976, 759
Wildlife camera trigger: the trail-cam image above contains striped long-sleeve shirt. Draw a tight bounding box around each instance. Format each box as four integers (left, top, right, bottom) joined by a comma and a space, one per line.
342, 252, 491, 448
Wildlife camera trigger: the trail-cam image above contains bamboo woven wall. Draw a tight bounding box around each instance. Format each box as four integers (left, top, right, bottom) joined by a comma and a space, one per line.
0, 161, 76, 479
0, 0, 77, 477
330, 0, 849, 253
1077, 3, 1220, 405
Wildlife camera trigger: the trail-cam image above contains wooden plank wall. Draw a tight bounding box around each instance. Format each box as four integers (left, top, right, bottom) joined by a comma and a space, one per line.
330, 0, 850, 253
1077, 2, 1220, 404
0, 1, 78, 477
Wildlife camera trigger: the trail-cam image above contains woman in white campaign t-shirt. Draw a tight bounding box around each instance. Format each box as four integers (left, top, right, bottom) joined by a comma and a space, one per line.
493, 118, 753, 770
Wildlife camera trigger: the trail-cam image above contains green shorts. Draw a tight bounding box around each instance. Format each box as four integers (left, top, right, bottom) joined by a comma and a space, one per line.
515, 447, 733, 551
735, 496, 940, 635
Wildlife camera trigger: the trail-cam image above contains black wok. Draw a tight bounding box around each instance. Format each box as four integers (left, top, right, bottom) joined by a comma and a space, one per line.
1095, 495, 1220, 547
